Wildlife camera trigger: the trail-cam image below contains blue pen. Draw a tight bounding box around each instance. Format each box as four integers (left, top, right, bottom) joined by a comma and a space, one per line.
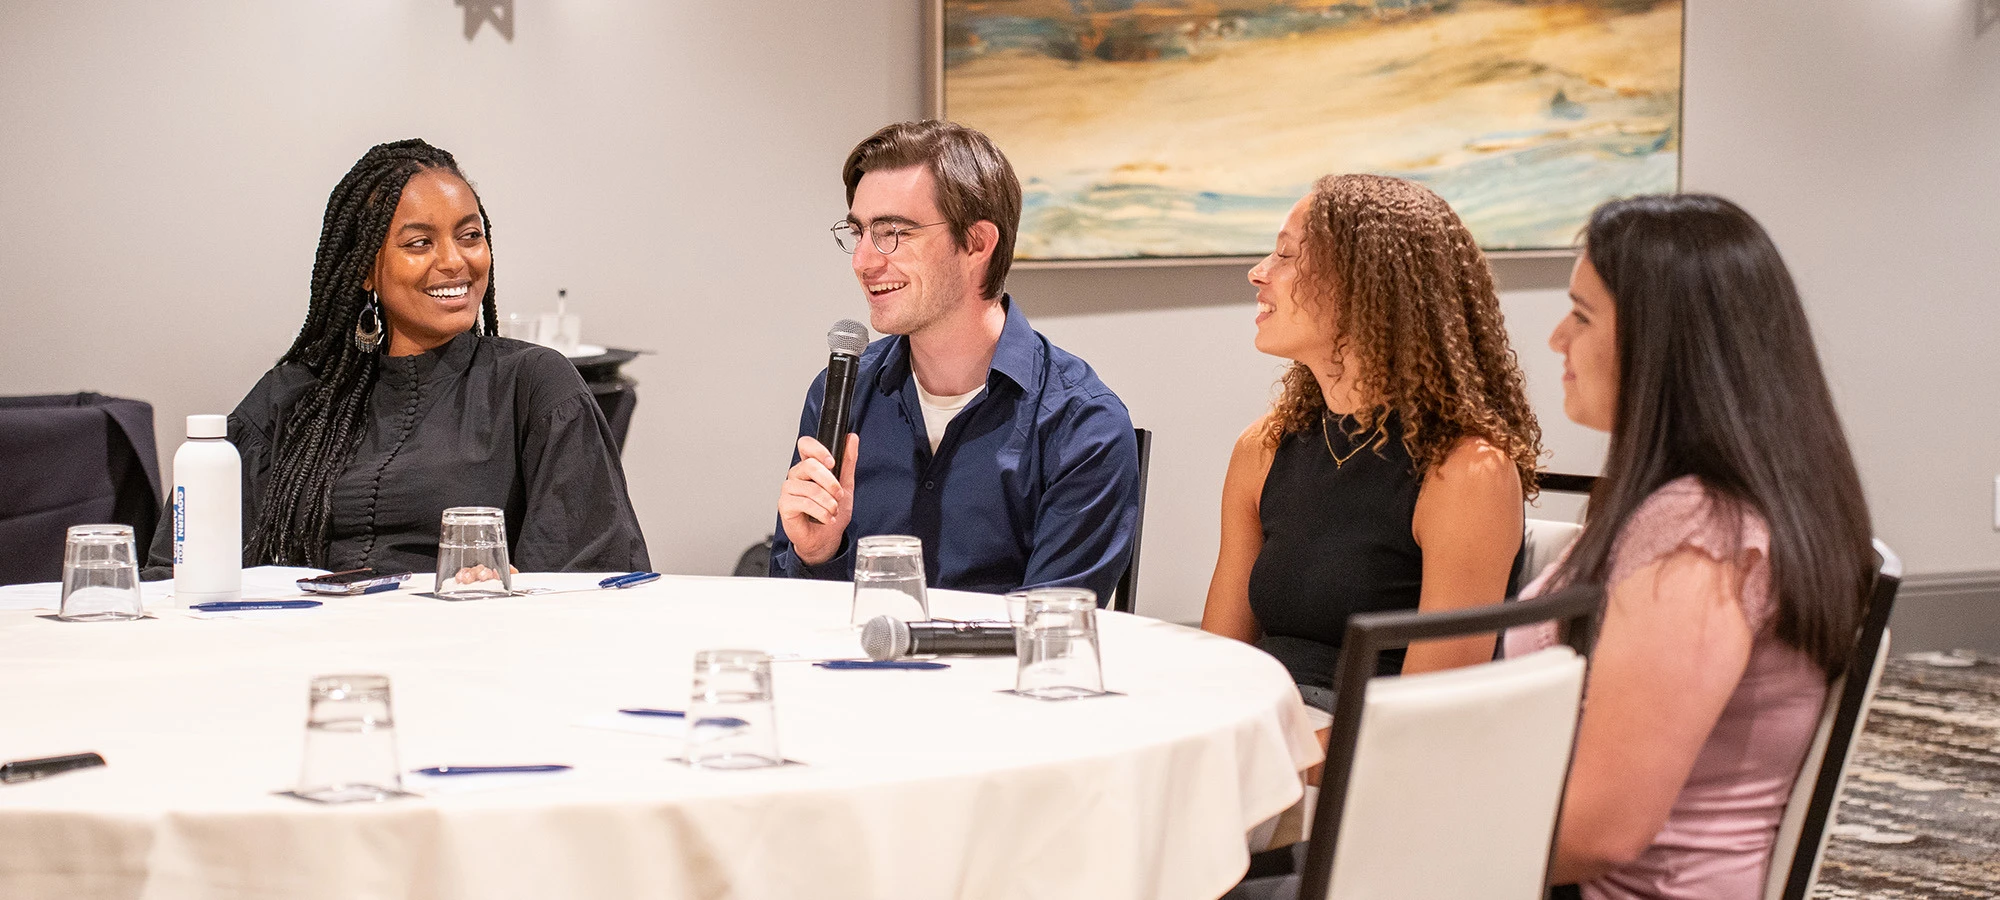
617, 708, 685, 718
817, 659, 951, 670
189, 599, 324, 612
412, 764, 572, 776
691, 716, 750, 728
598, 572, 662, 589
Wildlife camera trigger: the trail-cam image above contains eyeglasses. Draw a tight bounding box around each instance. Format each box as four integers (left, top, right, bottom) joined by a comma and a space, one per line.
832, 220, 950, 255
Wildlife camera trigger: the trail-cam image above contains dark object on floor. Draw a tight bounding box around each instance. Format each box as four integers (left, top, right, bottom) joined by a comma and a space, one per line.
0, 393, 161, 585
1242, 845, 1299, 881
734, 536, 773, 578
1812, 653, 2000, 899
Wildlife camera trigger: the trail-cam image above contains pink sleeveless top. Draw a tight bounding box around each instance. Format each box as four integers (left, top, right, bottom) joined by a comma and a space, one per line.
1507, 477, 1828, 900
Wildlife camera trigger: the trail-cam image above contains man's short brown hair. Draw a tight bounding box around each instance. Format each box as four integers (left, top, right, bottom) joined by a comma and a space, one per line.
843, 120, 1021, 300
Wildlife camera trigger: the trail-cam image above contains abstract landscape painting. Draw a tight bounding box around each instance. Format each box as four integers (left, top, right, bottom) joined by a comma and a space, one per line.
939, 0, 1683, 259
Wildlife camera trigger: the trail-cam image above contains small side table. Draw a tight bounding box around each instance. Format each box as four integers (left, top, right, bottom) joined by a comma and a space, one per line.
566, 348, 641, 453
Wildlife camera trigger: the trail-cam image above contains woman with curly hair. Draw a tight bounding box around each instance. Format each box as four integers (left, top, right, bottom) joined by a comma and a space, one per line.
1202, 174, 1542, 700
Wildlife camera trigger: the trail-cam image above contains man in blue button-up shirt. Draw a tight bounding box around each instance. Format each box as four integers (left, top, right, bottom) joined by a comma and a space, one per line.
771, 121, 1139, 602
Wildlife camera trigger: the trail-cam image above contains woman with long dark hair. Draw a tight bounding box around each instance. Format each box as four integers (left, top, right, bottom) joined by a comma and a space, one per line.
1520, 194, 1874, 898
145, 139, 647, 576
1202, 174, 1543, 699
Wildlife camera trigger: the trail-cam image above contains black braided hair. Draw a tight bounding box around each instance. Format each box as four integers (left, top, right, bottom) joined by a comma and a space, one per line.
246, 138, 499, 566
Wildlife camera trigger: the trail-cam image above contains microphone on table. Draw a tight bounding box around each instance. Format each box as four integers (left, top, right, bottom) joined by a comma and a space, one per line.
815, 319, 871, 479
861, 616, 1017, 660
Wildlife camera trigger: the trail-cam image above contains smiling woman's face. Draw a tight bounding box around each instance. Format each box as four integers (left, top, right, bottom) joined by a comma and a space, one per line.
1550, 254, 1620, 432
1248, 195, 1338, 364
366, 168, 490, 356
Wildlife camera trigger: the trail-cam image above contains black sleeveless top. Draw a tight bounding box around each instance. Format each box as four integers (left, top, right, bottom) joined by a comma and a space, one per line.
1247, 412, 1523, 688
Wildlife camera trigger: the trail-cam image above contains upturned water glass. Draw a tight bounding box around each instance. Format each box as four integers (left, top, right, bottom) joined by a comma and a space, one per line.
851, 535, 928, 626
295, 674, 406, 802
436, 506, 511, 600
59, 524, 145, 621
1015, 590, 1106, 699
687, 650, 782, 769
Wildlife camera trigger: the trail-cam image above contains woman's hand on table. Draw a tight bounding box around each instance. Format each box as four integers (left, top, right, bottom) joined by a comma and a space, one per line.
453, 565, 518, 584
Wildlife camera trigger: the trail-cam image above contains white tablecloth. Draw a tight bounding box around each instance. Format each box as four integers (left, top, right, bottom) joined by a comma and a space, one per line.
0, 572, 1321, 900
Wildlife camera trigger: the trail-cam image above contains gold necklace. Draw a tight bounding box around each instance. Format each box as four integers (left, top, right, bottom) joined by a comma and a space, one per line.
1321, 412, 1384, 469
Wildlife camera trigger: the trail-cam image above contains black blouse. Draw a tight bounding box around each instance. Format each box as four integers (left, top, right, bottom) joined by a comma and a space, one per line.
146, 332, 648, 577
1246, 412, 1521, 688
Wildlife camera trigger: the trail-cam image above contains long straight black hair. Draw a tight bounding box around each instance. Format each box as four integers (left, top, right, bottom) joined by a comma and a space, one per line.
246, 139, 498, 566
1552, 194, 1873, 678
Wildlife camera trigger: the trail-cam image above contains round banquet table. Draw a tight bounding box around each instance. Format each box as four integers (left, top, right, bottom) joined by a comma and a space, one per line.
0, 572, 1321, 900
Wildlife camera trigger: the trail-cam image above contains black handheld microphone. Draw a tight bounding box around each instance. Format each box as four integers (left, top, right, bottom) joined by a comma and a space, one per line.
815, 319, 870, 479
861, 616, 1017, 660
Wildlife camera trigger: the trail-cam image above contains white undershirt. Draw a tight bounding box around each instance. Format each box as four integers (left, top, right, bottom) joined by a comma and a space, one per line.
914, 377, 983, 454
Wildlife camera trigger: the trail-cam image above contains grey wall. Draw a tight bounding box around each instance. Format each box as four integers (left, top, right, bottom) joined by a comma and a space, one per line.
1679, 0, 2000, 648
2, 2, 1994, 628
0, 0, 924, 584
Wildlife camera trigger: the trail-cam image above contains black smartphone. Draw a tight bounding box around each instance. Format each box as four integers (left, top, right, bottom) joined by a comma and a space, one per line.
297, 568, 413, 595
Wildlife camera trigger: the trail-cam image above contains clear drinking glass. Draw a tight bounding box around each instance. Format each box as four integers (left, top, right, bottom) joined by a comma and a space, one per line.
851, 535, 928, 626
1016, 589, 1106, 699
295, 674, 406, 802
436, 506, 511, 600
1004, 589, 1035, 658
538, 312, 582, 355
497, 312, 538, 341
59, 524, 145, 621
687, 649, 782, 769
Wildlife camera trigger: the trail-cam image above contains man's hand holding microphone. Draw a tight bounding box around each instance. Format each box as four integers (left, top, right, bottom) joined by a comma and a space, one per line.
778, 433, 858, 565
777, 320, 869, 566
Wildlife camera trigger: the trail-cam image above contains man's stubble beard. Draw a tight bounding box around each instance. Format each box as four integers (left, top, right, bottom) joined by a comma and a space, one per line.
887, 259, 969, 339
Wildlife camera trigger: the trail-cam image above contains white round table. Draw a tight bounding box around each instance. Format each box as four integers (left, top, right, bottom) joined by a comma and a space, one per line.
0, 572, 1320, 900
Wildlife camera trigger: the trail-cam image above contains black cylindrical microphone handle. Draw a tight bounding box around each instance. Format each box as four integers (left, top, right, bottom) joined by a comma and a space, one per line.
861, 616, 1018, 659
816, 351, 861, 479
908, 622, 1017, 656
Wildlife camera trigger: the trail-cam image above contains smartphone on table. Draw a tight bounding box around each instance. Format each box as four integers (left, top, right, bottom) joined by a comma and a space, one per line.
297, 568, 413, 595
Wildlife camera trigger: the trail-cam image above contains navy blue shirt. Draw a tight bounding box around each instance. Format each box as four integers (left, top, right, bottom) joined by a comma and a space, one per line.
771, 296, 1139, 601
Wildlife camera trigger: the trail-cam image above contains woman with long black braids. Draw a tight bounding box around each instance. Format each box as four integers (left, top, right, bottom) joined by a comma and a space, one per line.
145, 139, 648, 576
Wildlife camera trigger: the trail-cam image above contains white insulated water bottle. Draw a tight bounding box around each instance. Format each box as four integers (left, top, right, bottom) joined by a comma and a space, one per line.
173, 414, 242, 604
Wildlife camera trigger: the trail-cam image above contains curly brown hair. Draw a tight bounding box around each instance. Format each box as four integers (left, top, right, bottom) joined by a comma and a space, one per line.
1263, 174, 1542, 496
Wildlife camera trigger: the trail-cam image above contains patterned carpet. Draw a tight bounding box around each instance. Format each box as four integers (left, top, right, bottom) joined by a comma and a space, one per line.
1813, 653, 2000, 898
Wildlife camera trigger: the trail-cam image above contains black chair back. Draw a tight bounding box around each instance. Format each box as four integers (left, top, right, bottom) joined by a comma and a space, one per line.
0, 393, 162, 585
1536, 472, 1599, 495
1110, 426, 1151, 614
1774, 545, 1902, 900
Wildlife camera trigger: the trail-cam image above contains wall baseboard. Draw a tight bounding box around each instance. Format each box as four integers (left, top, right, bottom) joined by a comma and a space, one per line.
1889, 570, 2000, 655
